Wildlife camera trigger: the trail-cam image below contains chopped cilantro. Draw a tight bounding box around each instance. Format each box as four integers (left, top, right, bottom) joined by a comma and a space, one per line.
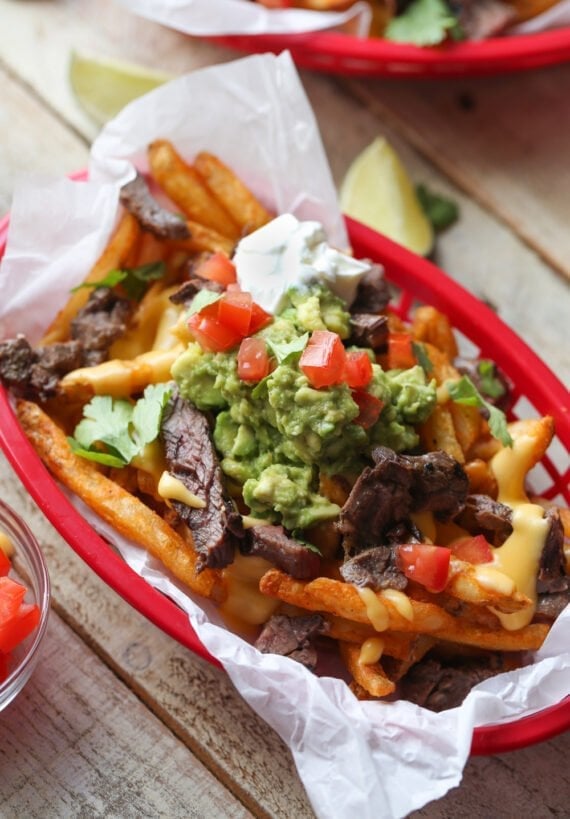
412, 341, 433, 374
266, 333, 309, 365
187, 289, 222, 317
446, 376, 512, 447
416, 184, 459, 232
385, 0, 462, 47
477, 359, 506, 401
71, 261, 166, 301
69, 383, 172, 467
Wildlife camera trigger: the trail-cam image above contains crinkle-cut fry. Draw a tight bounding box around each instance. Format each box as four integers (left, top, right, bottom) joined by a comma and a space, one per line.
339, 641, 396, 698
16, 400, 226, 604
58, 346, 183, 401
446, 557, 532, 613
41, 212, 141, 345
169, 220, 236, 257
148, 140, 240, 240
194, 152, 273, 234
419, 404, 465, 463
259, 570, 548, 651
412, 306, 458, 360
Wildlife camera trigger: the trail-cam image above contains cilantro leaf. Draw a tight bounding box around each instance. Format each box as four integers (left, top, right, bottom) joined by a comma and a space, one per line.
416, 184, 459, 232
69, 384, 173, 467
446, 376, 512, 447
70, 261, 166, 301
412, 342, 433, 374
477, 360, 506, 401
385, 0, 462, 47
187, 289, 222, 317
266, 333, 309, 365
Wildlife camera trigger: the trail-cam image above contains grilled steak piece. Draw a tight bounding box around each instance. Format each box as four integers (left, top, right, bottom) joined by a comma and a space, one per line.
349, 313, 389, 351
0, 334, 83, 400
71, 287, 132, 366
538, 508, 568, 594
242, 525, 321, 579
453, 494, 513, 547
169, 276, 223, 305
535, 590, 570, 622
161, 393, 243, 571
400, 654, 507, 712
255, 613, 328, 671
340, 545, 407, 591
350, 265, 390, 314
339, 447, 468, 557
120, 172, 190, 240
339, 448, 414, 555
452, 0, 517, 41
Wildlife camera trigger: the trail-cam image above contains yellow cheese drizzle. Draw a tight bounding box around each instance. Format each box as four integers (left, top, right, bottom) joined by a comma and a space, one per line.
487, 431, 550, 630
221, 553, 280, 630
157, 471, 206, 509
357, 587, 389, 632
380, 588, 414, 622
359, 637, 385, 665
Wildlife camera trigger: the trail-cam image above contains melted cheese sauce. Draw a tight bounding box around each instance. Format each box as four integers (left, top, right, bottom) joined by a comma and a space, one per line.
488, 430, 550, 630
157, 471, 206, 509
380, 589, 414, 622
220, 553, 279, 631
357, 587, 389, 632
359, 637, 385, 665
131, 440, 167, 487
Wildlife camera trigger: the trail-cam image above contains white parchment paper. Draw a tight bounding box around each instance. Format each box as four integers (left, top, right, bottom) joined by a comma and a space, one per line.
0, 52, 568, 819
117, 0, 570, 38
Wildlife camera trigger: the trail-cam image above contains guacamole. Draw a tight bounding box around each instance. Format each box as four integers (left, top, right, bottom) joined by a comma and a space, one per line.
172, 284, 436, 531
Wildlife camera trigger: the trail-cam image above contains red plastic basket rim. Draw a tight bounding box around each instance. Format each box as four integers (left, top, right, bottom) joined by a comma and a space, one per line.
0, 175, 568, 755
210, 25, 570, 77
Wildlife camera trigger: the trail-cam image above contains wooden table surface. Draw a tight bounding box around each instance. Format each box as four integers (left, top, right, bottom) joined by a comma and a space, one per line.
0, 2, 569, 817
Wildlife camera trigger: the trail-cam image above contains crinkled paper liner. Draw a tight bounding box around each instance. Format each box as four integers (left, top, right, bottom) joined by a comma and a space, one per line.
0, 52, 568, 819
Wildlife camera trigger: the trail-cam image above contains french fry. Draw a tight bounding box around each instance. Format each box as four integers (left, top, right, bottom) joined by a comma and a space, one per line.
326, 616, 432, 662
194, 152, 273, 234
41, 212, 141, 345
16, 400, 226, 604
446, 557, 532, 613
339, 641, 396, 698
58, 346, 183, 400
169, 219, 236, 256
412, 306, 458, 361
419, 404, 465, 463
259, 570, 548, 652
449, 401, 483, 458
148, 140, 240, 240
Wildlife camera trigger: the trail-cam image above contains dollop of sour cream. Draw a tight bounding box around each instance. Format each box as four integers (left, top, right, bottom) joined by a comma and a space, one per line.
233, 213, 372, 314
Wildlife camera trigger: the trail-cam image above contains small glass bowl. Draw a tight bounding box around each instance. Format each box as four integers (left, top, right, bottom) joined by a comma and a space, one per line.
0, 499, 50, 710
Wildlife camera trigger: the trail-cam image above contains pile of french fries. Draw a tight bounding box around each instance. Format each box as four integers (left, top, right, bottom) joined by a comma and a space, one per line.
14, 140, 569, 703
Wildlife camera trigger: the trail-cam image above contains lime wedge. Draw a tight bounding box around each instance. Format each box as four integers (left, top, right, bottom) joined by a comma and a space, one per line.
339, 137, 434, 257
69, 51, 173, 126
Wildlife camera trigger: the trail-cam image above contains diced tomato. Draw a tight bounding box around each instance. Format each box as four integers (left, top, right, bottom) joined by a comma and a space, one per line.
397, 544, 451, 593
238, 337, 270, 382
0, 549, 10, 577
195, 252, 237, 286
248, 301, 272, 334
450, 535, 493, 565
387, 333, 417, 370
218, 290, 253, 336
344, 350, 373, 389
300, 331, 347, 388
351, 391, 384, 428
0, 602, 41, 654
0, 577, 26, 621
187, 313, 242, 353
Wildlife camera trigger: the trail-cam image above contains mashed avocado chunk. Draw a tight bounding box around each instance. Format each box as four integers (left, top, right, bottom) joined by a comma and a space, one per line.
172, 286, 436, 530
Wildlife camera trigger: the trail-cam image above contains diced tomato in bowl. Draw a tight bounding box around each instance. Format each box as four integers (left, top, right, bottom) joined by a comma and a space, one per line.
0, 500, 50, 710
397, 543, 452, 593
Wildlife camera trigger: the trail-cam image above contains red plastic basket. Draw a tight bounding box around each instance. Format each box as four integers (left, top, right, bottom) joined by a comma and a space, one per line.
0, 187, 568, 754
210, 26, 570, 77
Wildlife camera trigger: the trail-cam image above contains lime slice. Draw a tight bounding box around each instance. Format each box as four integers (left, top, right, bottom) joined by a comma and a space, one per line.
69, 51, 173, 126
339, 136, 434, 257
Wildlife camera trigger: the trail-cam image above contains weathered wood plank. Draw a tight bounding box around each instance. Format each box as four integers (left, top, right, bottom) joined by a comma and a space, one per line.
342, 67, 570, 282
0, 610, 252, 819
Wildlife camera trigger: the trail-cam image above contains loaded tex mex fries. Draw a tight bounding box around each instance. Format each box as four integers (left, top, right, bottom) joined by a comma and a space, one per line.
1, 142, 568, 710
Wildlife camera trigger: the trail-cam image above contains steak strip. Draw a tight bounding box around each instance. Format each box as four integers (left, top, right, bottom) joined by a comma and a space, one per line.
255, 613, 329, 671
242, 525, 321, 580
120, 172, 190, 240
161, 392, 243, 571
